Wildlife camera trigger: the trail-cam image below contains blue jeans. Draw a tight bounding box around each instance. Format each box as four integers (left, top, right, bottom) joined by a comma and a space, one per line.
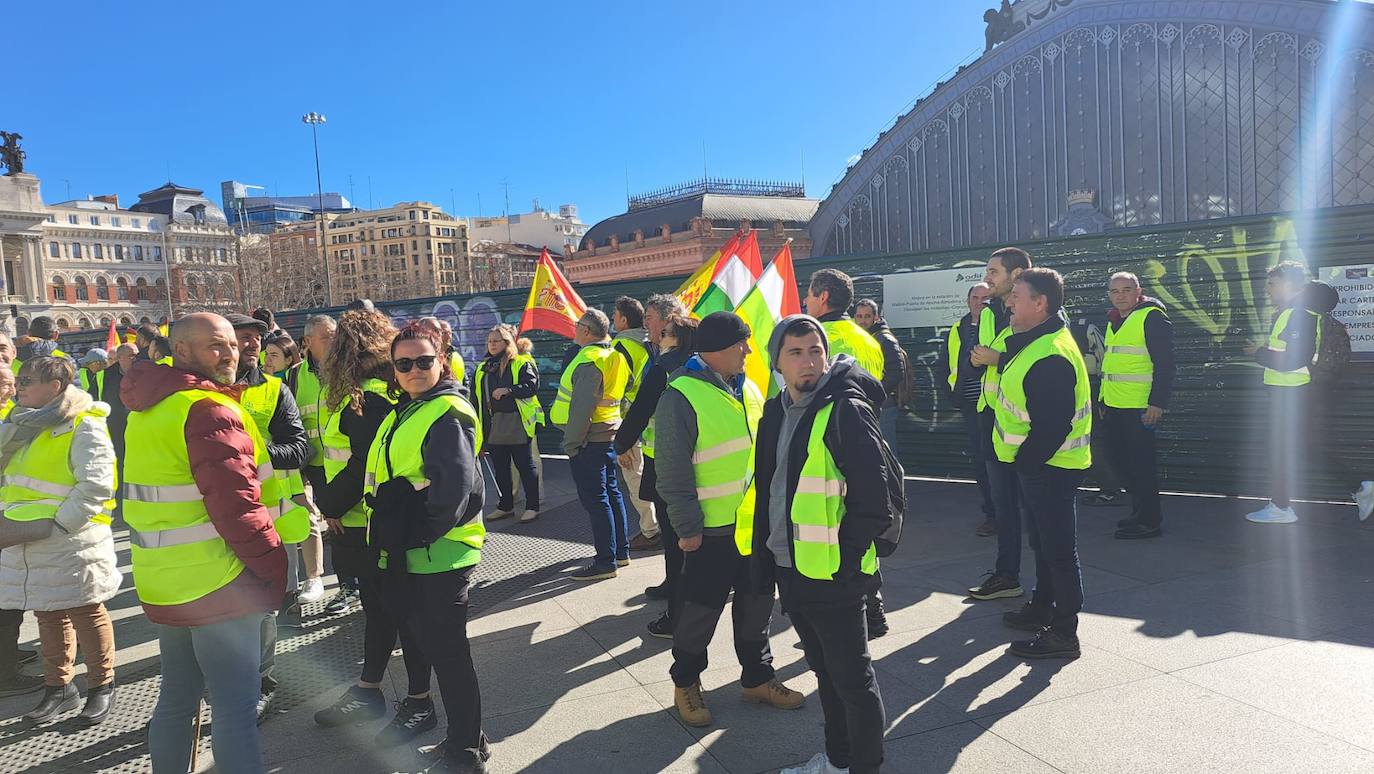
960, 403, 995, 520
878, 404, 899, 450
148, 613, 266, 774
569, 442, 630, 564
981, 409, 1021, 583
1018, 466, 1085, 636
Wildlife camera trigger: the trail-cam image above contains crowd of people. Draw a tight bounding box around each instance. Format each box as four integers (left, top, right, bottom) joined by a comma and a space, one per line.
0, 243, 1370, 774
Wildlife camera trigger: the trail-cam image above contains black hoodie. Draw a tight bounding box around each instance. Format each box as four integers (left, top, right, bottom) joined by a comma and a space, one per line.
863, 316, 908, 404
1000, 315, 1082, 471
750, 357, 894, 608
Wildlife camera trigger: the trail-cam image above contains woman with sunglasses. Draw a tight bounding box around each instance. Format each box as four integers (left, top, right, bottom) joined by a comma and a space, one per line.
473, 324, 542, 523
364, 323, 489, 772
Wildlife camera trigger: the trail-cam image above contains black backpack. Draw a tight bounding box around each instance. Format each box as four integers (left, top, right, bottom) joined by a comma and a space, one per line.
834, 403, 906, 558
1305, 281, 1352, 387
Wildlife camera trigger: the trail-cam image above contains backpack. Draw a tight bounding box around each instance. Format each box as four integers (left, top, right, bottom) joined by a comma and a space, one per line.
834, 402, 906, 558
1305, 281, 1351, 387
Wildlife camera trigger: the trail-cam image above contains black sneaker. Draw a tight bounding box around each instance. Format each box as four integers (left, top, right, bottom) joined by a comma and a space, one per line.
865, 596, 889, 640
420, 733, 492, 763
967, 572, 1024, 600
324, 587, 358, 616
644, 583, 670, 601
1115, 523, 1163, 540
570, 562, 618, 581
1003, 602, 1054, 631
375, 696, 437, 747
975, 518, 997, 537
314, 685, 386, 727
0, 673, 44, 698
1080, 491, 1124, 506
421, 734, 492, 772
279, 594, 304, 629
26, 682, 81, 722
1116, 517, 1140, 529
1009, 628, 1081, 660
647, 611, 673, 640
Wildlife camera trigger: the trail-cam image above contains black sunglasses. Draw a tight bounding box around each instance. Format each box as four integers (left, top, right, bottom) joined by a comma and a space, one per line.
394, 355, 438, 373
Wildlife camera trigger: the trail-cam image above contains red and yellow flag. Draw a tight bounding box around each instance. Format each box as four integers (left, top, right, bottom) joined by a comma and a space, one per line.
105, 320, 119, 351
520, 248, 588, 339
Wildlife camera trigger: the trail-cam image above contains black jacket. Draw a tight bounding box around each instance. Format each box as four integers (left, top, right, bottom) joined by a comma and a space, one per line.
750, 358, 894, 608
1254, 295, 1320, 376
936, 312, 985, 406
864, 317, 907, 404
470, 354, 539, 439
615, 347, 690, 502
1001, 315, 1080, 471
101, 364, 130, 448
1105, 297, 1176, 409
314, 383, 396, 520
237, 364, 311, 472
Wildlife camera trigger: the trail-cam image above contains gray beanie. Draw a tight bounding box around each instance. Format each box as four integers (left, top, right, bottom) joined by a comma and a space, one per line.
767, 314, 829, 371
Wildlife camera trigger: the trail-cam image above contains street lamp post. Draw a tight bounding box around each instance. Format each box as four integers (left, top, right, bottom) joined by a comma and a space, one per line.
302, 111, 331, 307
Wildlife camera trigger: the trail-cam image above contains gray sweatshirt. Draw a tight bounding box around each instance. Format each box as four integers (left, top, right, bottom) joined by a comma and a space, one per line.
560, 342, 622, 456
654, 362, 743, 541
767, 365, 840, 567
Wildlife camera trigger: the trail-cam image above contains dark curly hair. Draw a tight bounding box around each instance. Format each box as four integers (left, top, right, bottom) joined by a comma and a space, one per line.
322, 310, 397, 413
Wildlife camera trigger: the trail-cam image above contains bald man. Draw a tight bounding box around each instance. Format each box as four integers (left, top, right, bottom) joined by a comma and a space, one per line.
121, 313, 285, 774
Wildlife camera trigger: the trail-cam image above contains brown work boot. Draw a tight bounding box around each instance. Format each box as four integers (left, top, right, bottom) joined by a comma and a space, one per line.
673, 683, 712, 727
629, 533, 661, 551
741, 678, 805, 710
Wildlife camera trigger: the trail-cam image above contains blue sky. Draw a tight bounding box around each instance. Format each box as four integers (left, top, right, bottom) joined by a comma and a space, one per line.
7, 1, 982, 225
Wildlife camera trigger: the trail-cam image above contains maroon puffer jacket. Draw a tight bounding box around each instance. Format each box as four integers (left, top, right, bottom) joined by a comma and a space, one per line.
121, 360, 286, 626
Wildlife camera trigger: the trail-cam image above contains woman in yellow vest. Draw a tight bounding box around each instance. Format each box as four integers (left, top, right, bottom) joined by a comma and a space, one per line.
0, 356, 120, 724
363, 323, 489, 770
312, 311, 436, 743
473, 324, 542, 523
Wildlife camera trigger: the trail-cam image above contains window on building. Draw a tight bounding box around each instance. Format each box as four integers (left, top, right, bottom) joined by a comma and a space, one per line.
96, 276, 110, 301
114, 244, 124, 260
412, 240, 417, 250
90, 216, 100, 226
75, 277, 89, 301
412, 255, 419, 266
133, 245, 143, 260
67, 214, 78, 225
423, 211, 430, 219
72, 243, 83, 259
93, 244, 104, 259
48, 242, 59, 258
187, 277, 199, 300
132, 218, 141, 229
148, 220, 159, 231
154, 278, 166, 300
45, 214, 55, 223
112, 217, 121, 227
117, 277, 130, 300
52, 277, 67, 301
135, 278, 148, 301
409, 211, 416, 220
152, 246, 162, 260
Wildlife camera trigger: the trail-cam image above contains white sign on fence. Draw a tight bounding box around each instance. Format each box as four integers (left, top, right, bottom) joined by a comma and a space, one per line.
1321, 263, 1374, 358
882, 267, 988, 329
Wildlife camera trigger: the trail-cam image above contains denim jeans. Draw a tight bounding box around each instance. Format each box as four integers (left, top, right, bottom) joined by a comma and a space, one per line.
878, 404, 899, 451
1018, 465, 1085, 636
569, 442, 630, 564
982, 409, 1022, 582
148, 613, 267, 774
959, 403, 995, 519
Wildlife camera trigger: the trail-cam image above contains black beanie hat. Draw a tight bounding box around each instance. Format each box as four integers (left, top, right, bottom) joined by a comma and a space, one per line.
695, 312, 751, 353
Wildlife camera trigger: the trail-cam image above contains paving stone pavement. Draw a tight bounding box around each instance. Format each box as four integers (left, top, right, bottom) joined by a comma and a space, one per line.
4, 464, 1374, 773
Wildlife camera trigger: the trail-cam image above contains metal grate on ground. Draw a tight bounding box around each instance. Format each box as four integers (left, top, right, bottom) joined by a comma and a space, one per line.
0, 495, 610, 774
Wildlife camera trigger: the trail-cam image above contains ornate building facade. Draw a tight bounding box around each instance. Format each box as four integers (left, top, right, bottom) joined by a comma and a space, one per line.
810, 0, 1374, 256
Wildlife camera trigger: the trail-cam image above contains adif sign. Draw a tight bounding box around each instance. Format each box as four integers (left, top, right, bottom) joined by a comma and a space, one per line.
882, 267, 988, 329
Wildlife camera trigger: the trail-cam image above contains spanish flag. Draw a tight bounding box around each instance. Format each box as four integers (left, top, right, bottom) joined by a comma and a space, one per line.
520, 248, 587, 339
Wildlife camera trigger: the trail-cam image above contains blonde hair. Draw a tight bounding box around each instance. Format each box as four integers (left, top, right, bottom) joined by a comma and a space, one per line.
322, 310, 397, 413
486, 324, 532, 369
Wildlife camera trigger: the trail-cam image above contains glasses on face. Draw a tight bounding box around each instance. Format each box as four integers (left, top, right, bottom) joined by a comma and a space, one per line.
394, 355, 438, 373
16, 376, 44, 387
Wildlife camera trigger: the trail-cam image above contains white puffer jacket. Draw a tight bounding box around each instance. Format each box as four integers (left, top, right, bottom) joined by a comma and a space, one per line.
0, 388, 122, 612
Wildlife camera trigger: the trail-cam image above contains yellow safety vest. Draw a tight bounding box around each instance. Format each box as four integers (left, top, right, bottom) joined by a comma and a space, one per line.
449, 351, 466, 386
320, 379, 396, 527
123, 389, 274, 607
976, 305, 1013, 412
473, 354, 544, 441
991, 327, 1093, 470
1100, 306, 1159, 409
291, 360, 329, 467
0, 407, 116, 525
1263, 307, 1323, 387
364, 393, 484, 573
945, 321, 963, 391
239, 374, 311, 544
666, 373, 763, 528
14, 348, 69, 375
78, 368, 106, 398
822, 319, 884, 381
550, 344, 628, 426
1, 400, 14, 420
613, 334, 651, 404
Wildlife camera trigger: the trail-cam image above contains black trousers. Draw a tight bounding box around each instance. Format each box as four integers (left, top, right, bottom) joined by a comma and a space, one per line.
958, 402, 995, 519
669, 534, 775, 689
778, 570, 884, 774
487, 440, 540, 511
1018, 466, 1085, 637
656, 495, 685, 623
334, 527, 431, 694
389, 566, 483, 751
0, 608, 22, 682
1102, 406, 1162, 527
1268, 385, 1307, 509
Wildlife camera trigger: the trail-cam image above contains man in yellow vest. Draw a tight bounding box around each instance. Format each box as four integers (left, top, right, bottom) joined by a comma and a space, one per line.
227, 313, 312, 723
1241, 261, 1344, 524
1100, 272, 1175, 539
937, 282, 998, 536
553, 309, 632, 581
657, 311, 804, 728
293, 314, 337, 609
612, 296, 660, 551
967, 246, 1033, 602
994, 268, 1091, 660
745, 314, 892, 774
121, 313, 286, 773
78, 349, 108, 400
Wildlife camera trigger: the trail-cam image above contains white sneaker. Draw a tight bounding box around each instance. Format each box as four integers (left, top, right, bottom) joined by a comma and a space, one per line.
519, 509, 539, 523
1245, 501, 1298, 524
1354, 481, 1374, 522
487, 509, 515, 521
780, 753, 848, 774
298, 578, 326, 604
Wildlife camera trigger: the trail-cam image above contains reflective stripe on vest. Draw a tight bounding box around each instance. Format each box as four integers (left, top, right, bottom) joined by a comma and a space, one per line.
822, 319, 885, 380
473, 354, 544, 442
321, 379, 396, 527
239, 375, 310, 543
1263, 307, 1323, 387
0, 410, 116, 525
667, 374, 763, 528
123, 389, 271, 607
364, 393, 485, 571
977, 305, 1012, 413
292, 361, 328, 467
991, 327, 1093, 470
791, 402, 877, 580
549, 344, 628, 426
614, 334, 651, 404
1100, 306, 1159, 409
